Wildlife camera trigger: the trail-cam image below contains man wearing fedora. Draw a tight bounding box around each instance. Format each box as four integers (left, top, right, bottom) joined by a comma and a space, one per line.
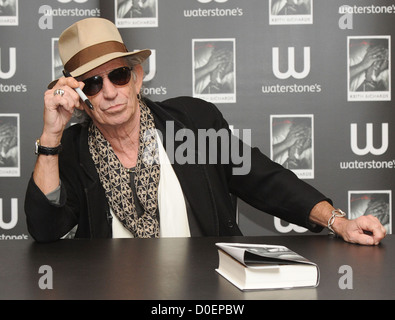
25, 18, 386, 245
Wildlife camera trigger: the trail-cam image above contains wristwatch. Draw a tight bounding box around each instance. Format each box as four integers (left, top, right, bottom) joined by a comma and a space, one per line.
35, 139, 62, 155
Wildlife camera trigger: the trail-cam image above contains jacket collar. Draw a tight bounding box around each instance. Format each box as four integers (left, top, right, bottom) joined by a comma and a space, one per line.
78, 122, 97, 182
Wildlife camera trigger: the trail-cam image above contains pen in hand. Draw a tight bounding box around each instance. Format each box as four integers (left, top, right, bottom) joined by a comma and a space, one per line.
62, 70, 94, 110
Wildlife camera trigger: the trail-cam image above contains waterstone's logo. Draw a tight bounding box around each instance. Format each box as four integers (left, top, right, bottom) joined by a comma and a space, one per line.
141, 49, 167, 97
340, 123, 395, 170
351, 123, 388, 156
38, 0, 100, 30
0, 47, 16, 80
0, 197, 28, 240
262, 46, 322, 94
0, 47, 27, 93
184, 0, 243, 17
272, 47, 311, 79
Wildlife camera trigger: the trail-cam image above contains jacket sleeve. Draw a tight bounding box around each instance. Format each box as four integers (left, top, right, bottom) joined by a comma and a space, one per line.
228, 145, 330, 232
24, 175, 78, 242
160, 96, 331, 232
174, 97, 330, 232
220, 114, 330, 232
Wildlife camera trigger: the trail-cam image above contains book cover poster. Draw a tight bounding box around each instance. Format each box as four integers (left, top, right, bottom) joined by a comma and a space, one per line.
115, 0, 158, 28
348, 190, 391, 234
270, 114, 314, 179
0, 114, 20, 177
348, 36, 391, 101
269, 0, 313, 25
192, 38, 236, 104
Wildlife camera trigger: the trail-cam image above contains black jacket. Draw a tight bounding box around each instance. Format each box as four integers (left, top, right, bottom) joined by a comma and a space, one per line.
25, 97, 329, 242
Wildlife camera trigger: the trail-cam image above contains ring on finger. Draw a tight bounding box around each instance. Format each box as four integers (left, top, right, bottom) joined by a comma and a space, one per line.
54, 88, 65, 97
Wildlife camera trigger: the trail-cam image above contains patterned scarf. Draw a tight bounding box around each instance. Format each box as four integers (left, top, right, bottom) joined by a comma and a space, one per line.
88, 102, 160, 238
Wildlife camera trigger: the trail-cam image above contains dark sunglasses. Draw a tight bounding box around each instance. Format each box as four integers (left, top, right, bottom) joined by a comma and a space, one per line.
81, 66, 133, 96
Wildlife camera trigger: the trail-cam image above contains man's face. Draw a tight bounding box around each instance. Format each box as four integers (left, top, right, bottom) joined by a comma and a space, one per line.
78, 58, 144, 130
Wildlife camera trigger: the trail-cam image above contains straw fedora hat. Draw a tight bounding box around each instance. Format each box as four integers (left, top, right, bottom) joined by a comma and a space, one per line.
48, 17, 151, 88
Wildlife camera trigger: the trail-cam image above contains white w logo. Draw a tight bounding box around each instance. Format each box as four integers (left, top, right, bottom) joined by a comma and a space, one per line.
0, 198, 18, 230
272, 47, 311, 79
142, 49, 156, 82
0, 47, 16, 79
350, 123, 389, 156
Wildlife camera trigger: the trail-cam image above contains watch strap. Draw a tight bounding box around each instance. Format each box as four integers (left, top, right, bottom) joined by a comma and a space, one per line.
35, 139, 62, 155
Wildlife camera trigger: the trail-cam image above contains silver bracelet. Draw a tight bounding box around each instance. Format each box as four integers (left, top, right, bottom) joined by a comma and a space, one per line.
328, 209, 346, 234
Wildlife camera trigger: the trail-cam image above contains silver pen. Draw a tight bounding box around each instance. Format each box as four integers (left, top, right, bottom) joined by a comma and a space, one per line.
62, 69, 94, 110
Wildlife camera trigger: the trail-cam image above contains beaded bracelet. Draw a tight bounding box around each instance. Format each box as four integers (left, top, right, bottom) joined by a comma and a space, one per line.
328, 209, 346, 234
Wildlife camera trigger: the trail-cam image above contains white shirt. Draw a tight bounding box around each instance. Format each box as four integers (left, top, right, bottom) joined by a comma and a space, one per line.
111, 131, 191, 238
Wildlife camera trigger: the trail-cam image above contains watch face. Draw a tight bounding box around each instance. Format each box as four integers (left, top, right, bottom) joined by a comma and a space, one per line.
35, 140, 62, 155
35, 140, 39, 155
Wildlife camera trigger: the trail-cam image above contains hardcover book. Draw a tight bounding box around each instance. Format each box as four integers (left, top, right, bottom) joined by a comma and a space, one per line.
215, 242, 320, 291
